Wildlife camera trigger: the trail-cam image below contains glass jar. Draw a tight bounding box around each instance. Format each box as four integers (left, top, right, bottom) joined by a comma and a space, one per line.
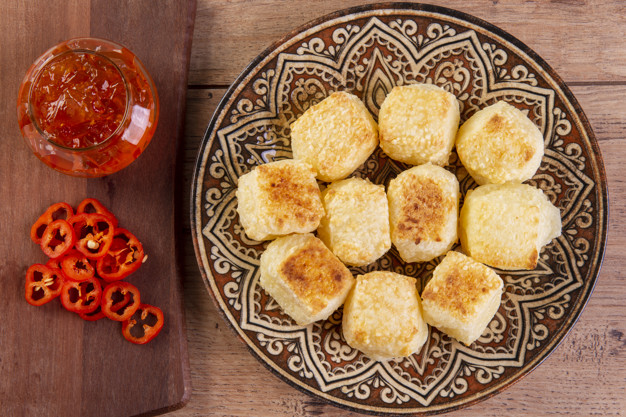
17, 38, 159, 177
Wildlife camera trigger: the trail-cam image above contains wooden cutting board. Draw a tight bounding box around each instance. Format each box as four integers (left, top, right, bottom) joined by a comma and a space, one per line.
0, 1, 195, 416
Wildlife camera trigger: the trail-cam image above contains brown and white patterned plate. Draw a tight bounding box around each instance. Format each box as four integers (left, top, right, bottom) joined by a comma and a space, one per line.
191, 3, 608, 414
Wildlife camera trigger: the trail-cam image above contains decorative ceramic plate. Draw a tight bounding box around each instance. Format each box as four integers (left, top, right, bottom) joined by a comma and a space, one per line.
191, 3, 608, 414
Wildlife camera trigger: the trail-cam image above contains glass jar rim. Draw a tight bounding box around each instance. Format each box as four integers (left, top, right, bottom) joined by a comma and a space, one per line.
27, 48, 131, 152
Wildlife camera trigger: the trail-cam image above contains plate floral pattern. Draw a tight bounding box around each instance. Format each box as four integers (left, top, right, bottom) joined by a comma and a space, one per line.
191, 4, 608, 414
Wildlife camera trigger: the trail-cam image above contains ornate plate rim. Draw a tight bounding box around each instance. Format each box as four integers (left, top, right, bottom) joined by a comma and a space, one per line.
190, 2, 609, 414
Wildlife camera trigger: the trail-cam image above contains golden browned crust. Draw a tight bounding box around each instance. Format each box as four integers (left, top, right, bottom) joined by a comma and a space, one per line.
528, 248, 539, 269
455, 101, 544, 185
236, 159, 324, 241
458, 183, 560, 270
290, 91, 378, 182
387, 163, 459, 263
421, 251, 503, 345
484, 113, 535, 163
317, 177, 391, 266
378, 83, 460, 166
280, 237, 353, 311
342, 271, 428, 360
395, 177, 453, 244
257, 162, 323, 227
421, 252, 502, 321
486, 113, 504, 130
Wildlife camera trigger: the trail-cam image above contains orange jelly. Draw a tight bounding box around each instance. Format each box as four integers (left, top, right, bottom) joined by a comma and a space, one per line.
31, 52, 127, 149
17, 38, 159, 177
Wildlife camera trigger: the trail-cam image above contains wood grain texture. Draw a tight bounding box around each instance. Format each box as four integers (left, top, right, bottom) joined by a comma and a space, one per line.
0, 1, 195, 416
2, 0, 625, 416
189, 0, 626, 86
174, 0, 626, 414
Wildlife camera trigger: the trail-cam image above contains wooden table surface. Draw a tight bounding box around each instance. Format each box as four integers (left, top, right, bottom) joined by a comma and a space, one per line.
0, 2, 193, 416
176, 1, 626, 416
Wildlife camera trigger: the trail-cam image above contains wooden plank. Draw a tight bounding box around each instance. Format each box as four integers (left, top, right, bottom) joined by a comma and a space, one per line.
189, 0, 626, 86
175, 84, 625, 416
0, 1, 195, 416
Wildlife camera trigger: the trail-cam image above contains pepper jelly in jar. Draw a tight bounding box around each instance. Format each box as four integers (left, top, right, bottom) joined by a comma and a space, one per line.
17, 38, 159, 177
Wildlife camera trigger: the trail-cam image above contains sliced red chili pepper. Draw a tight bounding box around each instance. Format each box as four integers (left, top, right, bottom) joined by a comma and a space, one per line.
46, 257, 63, 270
25, 264, 64, 306
76, 198, 118, 228
60, 250, 95, 282
79, 306, 107, 321
40, 219, 76, 259
68, 213, 114, 259
101, 281, 141, 321
60, 276, 102, 314
78, 278, 107, 320
122, 304, 164, 344
30, 202, 74, 244
96, 228, 144, 281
